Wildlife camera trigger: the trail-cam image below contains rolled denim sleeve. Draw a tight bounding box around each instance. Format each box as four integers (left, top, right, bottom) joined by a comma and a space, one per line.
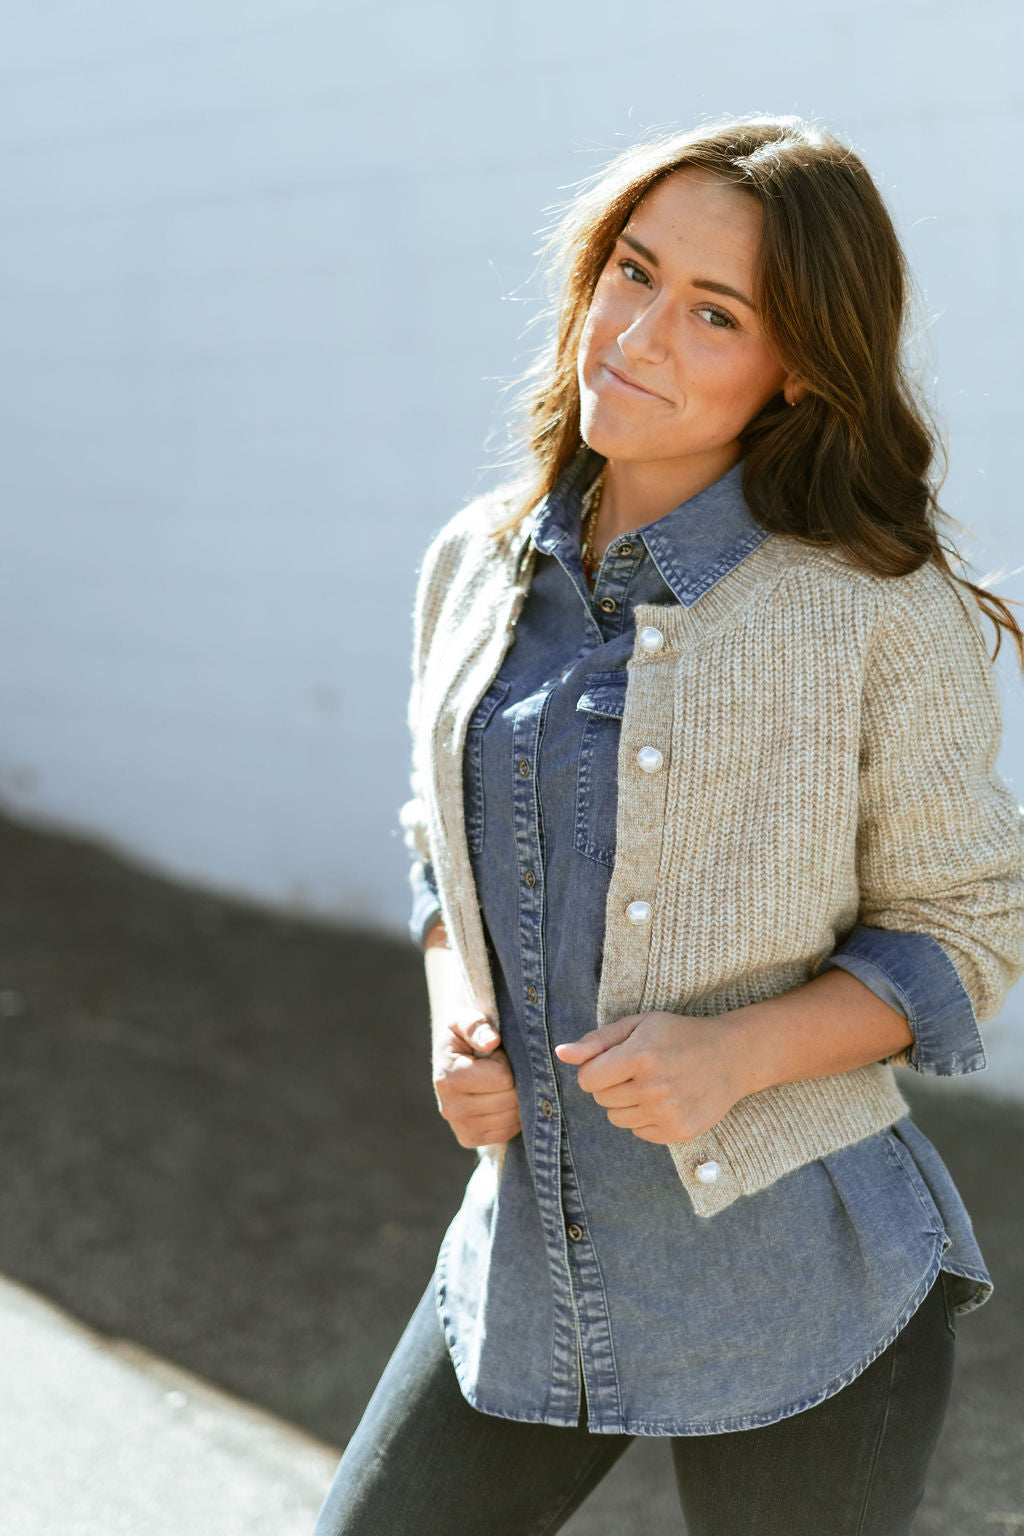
408, 857, 443, 950
816, 924, 987, 1076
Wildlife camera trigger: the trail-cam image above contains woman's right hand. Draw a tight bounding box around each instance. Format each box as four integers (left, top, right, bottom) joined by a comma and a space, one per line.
431, 1009, 522, 1148
424, 919, 521, 1148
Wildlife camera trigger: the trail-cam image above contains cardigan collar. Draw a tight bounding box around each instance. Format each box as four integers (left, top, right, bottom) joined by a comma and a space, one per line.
529, 443, 771, 610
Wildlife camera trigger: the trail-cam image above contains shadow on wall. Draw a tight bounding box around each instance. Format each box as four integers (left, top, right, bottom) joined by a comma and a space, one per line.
0, 812, 1021, 1533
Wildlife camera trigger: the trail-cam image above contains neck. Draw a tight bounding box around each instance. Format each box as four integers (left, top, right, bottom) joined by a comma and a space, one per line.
598, 445, 741, 535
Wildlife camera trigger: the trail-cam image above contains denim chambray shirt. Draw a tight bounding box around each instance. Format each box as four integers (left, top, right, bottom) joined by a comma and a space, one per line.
410, 447, 992, 1435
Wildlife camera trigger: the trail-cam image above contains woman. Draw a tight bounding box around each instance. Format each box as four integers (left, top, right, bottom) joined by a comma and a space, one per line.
313, 117, 1024, 1536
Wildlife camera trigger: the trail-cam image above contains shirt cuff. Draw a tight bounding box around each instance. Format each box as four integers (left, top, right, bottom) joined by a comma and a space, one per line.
816, 924, 987, 1077
408, 858, 443, 949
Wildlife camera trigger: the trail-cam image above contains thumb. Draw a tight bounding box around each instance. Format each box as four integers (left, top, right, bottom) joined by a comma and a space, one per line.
554, 1014, 645, 1066
452, 1012, 501, 1053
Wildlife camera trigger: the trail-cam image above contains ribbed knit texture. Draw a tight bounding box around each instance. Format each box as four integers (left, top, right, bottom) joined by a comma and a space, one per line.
402, 490, 1024, 1217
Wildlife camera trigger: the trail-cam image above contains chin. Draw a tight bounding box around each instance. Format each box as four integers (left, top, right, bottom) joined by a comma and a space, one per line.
579, 402, 634, 460
580, 420, 654, 463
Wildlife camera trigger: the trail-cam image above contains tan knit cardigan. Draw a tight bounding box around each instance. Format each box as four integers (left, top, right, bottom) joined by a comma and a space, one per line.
400, 488, 1024, 1217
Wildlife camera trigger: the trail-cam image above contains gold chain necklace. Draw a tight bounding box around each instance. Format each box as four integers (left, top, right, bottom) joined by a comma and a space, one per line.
580, 469, 606, 585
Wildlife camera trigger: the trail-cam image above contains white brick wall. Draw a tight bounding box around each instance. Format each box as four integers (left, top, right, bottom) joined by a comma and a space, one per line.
1, 0, 1021, 1076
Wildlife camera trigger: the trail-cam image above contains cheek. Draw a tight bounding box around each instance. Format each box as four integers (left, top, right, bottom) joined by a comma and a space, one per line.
581, 281, 631, 351
577, 310, 596, 365
705, 345, 785, 412
578, 301, 608, 363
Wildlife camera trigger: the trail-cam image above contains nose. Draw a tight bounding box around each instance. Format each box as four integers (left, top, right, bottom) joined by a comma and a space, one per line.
617, 292, 668, 365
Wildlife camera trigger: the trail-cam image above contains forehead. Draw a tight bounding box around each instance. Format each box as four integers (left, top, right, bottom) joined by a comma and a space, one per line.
624, 169, 762, 269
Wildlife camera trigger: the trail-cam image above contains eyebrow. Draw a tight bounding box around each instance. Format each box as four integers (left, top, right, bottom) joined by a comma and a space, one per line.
618, 232, 755, 310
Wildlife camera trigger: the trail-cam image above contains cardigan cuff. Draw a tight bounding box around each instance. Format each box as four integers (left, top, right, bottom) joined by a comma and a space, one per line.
817, 924, 987, 1076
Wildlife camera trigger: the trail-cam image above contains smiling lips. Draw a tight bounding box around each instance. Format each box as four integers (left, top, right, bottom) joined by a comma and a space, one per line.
600, 363, 667, 401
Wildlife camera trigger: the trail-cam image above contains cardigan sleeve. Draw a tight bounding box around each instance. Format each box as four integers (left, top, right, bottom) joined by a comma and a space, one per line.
397, 533, 442, 945
816, 568, 1024, 1076
395, 511, 471, 949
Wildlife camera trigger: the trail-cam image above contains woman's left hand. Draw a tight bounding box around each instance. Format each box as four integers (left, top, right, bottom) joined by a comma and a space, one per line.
554, 1011, 752, 1144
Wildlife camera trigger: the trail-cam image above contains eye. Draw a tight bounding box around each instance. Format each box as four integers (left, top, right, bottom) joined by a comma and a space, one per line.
695, 305, 737, 330
616, 258, 652, 286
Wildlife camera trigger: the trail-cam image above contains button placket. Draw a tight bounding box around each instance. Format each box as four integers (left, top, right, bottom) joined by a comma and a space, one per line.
588, 546, 635, 636
509, 685, 578, 1371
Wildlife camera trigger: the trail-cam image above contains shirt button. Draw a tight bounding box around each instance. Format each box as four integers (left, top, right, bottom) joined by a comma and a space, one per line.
524, 869, 537, 888
636, 746, 663, 773
626, 900, 652, 924
567, 1223, 584, 1242
695, 1159, 721, 1185
541, 1098, 554, 1118
518, 759, 530, 777
616, 542, 635, 557
526, 984, 538, 1003
598, 596, 618, 614
637, 625, 665, 653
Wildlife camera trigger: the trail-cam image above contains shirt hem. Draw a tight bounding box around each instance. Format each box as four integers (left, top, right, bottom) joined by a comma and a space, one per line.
435, 1241, 990, 1435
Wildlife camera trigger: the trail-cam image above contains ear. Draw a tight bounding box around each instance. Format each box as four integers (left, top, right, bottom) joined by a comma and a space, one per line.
783, 376, 809, 408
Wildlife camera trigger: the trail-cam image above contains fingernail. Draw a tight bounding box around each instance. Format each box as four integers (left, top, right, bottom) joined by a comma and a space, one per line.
474, 1024, 499, 1044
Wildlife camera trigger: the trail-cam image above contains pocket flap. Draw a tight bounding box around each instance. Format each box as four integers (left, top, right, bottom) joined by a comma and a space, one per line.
576, 671, 628, 720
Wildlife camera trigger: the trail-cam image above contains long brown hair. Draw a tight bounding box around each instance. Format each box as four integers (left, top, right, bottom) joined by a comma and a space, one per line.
491, 116, 1023, 669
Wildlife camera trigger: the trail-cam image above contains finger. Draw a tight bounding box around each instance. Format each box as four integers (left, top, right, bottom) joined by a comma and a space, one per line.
456, 1116, 522, 1148
444, 1043, 513, 1076
465, 1108, 522, 1136
576, 1049, 638, 1095
591, 1083, 644, 1110
441, 1084, 519, 1117
607, 1105, 666, 1130
554, 1014, 642, 1065
438, 1088, 520, 1130
605, 1105, 651, 1129
446, 1056, 516, 1092
458, 1088, 520, 1116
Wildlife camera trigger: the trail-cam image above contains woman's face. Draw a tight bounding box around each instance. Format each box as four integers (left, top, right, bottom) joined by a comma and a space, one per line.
577, 169, 794, 473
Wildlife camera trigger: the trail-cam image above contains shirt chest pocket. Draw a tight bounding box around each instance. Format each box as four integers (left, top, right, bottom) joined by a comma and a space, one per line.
574, 671, 628, 868
463, 678, 511, 856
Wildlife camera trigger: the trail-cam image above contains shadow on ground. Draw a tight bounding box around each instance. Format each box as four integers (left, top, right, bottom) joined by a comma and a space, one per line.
1, 811, 1021, 1534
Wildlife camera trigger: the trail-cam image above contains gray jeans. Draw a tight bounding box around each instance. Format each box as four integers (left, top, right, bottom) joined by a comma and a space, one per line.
312, 1270, 956, 1536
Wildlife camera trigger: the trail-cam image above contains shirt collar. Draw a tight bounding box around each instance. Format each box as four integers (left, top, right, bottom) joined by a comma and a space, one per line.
530, 443, 771, 609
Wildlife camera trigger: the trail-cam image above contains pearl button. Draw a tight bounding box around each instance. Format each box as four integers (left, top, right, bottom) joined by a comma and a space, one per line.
636, 746, 663, 773
638, 625, 664, 653
626, 900, 652, 924
695, 1159, 721, 1185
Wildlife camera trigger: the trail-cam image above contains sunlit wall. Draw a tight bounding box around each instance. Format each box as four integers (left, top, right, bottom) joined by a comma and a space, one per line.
1, 1, 1021, 1075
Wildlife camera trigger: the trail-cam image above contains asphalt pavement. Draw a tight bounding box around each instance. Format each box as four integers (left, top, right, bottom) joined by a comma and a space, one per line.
1, 810, 1022, 1534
